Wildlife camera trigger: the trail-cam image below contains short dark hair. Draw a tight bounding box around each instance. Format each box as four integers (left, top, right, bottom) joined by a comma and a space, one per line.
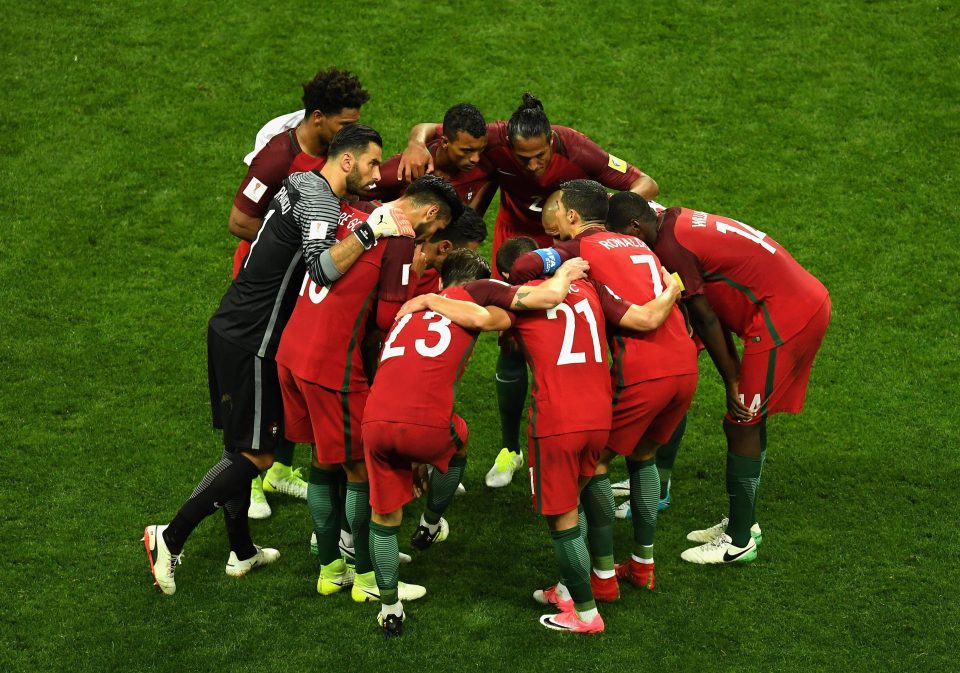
326, 124, 382, 159
507, 93, 551, 144
404, 175, 464, 224
429, 207, 487, 245
496, 236, 539, 277
440, 248, 491, 287
560, 179, 609, 224
442, 103, 486, 140
607, 191, 657, 233
302, 68, 370, 116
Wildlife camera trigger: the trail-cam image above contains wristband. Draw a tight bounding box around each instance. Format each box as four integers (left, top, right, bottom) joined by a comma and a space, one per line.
354, 221, 377, 250
533, 248, 561, 275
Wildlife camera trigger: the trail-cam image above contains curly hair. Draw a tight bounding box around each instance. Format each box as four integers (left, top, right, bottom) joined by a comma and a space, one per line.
442, 103, 486, 140
302, 68, 370, 116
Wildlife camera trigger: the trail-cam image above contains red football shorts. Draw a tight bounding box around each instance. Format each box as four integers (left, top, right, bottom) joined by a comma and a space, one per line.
491, 216, 554, 280
278, 365, 368, 463
528, 429, 607, 516
363, 415, 468, 514
730, 297, 831, 425
607, 373, 698, 454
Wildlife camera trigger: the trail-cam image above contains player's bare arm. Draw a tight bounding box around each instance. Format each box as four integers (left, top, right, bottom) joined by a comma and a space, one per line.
228, 205, 262, 242
628, 172, 659, 200
398, 123, 439, 181
618, 267, 682, 332
511, 258, 589, 310
399, 294, 512, 332
686, 295, 754, 421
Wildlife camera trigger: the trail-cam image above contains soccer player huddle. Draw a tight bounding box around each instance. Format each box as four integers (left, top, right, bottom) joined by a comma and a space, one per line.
144, 68, 831, 637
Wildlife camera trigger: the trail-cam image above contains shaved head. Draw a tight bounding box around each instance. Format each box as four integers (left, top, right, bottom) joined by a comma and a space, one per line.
541, 190, 563, 237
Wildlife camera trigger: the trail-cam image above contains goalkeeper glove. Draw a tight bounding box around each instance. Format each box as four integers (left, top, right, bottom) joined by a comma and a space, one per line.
354, 205, 415, 249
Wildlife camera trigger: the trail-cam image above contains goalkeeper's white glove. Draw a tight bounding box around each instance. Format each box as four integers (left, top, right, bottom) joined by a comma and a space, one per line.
354, 205, 415, 249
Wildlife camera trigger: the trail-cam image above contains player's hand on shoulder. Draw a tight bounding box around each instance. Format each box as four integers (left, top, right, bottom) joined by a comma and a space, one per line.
557, 257, 590, 281
397, 294, 433, 318
369, 205, 415, 239
398, 142, 434, 182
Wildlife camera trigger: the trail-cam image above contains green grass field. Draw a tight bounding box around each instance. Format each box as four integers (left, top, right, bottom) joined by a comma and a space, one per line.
2, 1, 958, 671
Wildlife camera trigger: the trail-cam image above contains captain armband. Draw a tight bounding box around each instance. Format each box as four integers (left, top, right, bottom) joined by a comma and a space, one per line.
533, 248, 561, 275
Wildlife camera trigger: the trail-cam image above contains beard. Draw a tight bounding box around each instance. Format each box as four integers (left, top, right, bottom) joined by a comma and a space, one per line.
345, 165, 370, 196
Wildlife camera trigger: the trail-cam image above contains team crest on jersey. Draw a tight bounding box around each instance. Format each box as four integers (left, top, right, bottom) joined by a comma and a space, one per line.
607, 155, 627, 173
466, 189, 474, 202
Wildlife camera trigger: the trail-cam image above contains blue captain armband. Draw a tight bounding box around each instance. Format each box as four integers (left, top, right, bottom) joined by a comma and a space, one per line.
534, 248, 561, 275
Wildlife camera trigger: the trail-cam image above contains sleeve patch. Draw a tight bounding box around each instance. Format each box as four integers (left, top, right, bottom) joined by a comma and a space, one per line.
607, 154, 627, 173
242, 177, 268, 203
309, 220, 331, 240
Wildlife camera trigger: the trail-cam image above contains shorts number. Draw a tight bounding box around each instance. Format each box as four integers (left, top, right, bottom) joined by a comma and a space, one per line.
380, 312, 453, 362
629, 254, 664, 296
298, 272, 329, 304
715, 218, 777, 254
546, 298, 602, 366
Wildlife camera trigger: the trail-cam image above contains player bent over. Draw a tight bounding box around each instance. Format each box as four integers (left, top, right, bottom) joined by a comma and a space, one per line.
509, 182, 698, 593
363, 249, 592, 636
274, 176, 463, 602
609, 192, 831, 564
425, 239, 680, 633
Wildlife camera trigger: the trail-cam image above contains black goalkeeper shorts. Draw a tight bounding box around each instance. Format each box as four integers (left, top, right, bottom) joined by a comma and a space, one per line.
207, 325, 283, 454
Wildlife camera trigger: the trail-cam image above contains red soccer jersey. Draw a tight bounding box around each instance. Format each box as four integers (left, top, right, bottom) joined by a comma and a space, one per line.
370, 139, 496, 210
471, 277, 631, 437
364, 285, 485, 429
232, 129, 327, 278
480, 121, 641, 235
654, 207, 830, 352
557, 229, 698, 385
274, 201, 415, 391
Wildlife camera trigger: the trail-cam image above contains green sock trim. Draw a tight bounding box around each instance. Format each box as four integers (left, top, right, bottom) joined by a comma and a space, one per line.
496, 349, 527, 452
425, 455, 467, 525
345, 481, 372, 573
550, 526, 592, 605
308, 468, 340, 564
627, 457, 659, 551
726, 452, 763, 547
369, 521, 400, 607
581, 474, 616, 571
577, 504, 587, 540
